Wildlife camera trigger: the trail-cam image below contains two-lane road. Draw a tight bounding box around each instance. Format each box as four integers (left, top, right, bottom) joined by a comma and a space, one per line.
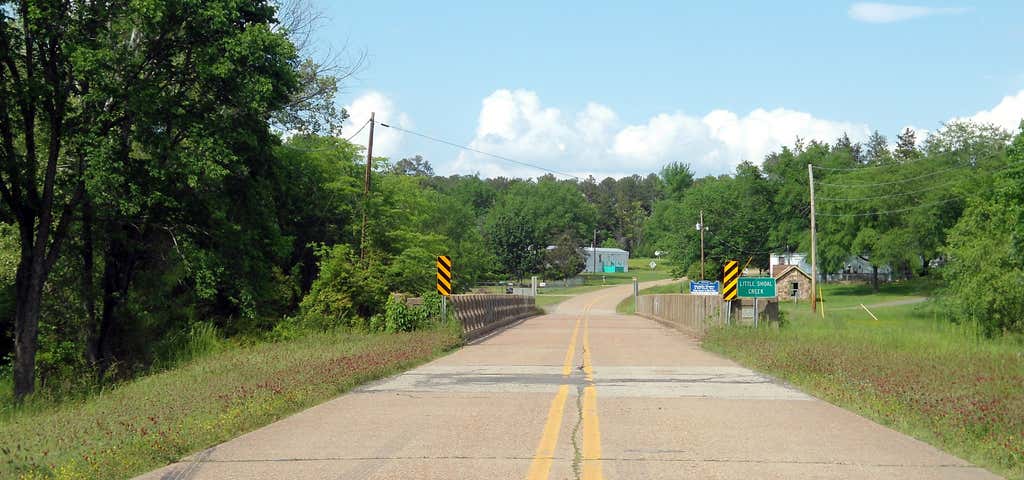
142, 282, 997, 479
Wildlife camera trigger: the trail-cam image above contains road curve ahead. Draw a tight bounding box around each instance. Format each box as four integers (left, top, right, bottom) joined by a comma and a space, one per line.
140, 282, 997, 480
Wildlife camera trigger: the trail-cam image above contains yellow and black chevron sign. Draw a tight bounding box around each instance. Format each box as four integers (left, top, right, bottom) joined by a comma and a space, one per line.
722, 260, 739, 301
436, 255, 452, 296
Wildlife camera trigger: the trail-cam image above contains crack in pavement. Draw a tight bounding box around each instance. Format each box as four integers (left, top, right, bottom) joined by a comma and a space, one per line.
570, 381, 584, 480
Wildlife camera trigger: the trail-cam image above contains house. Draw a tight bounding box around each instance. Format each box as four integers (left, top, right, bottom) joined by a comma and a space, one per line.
770, 252, 811, 276
773, 264, 812, 301
770, 252, 894, 283
582, 247, 629, 273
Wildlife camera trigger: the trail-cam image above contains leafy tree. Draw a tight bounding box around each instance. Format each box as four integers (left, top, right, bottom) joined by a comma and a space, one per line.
0, 0, 299, 397
660, 161, 695, 200
864, 131, 893, 166
391, 155, 435, 177
486, 212, 543, 282
894, 128, 921, 163
941, 124, 1024, 335
299, 245, 387, 329
545, 232, 585, 285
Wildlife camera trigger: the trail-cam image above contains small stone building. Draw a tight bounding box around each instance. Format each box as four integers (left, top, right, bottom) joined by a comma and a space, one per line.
773, 265, 812, 301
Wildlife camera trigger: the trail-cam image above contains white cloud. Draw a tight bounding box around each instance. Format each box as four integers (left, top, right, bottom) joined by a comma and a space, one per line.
448, 89, 870, 179
848, 2, 969, 23
961, 90, 1024, 132
343, 91, 411, 157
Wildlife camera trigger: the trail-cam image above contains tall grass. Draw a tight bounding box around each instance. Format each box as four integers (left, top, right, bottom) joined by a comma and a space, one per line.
0, 327, 461, 479
705, 284, 1024, 479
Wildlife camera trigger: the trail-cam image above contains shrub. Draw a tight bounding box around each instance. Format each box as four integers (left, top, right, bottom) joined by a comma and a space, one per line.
941, 130, 1024, 335
299, 245, 388, 329
384, 295, 425, 333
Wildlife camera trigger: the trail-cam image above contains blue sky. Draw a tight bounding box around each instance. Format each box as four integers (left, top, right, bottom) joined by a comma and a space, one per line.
312, 1, 1024, 178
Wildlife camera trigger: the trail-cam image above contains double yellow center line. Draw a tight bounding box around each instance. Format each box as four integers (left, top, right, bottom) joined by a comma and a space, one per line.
526, 299, 603, 480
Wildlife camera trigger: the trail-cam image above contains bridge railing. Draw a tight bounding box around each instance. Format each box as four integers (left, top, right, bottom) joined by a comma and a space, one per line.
448, 294, 539, 340
635, 294, 729, 336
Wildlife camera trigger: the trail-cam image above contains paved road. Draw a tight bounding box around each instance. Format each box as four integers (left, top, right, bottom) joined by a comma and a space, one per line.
141, 283, 997, 479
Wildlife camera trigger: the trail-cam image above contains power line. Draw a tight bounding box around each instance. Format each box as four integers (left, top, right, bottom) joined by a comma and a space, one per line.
378, 122, 581, 180
811, 158, 927, 172
815, 165, 967, 188
277, 118, 371, 153
705, 229, 790, 256
817, 179, 962, 202
817, 196, 963, 217
816, 161, 1022, 200
345, 118, 371, 141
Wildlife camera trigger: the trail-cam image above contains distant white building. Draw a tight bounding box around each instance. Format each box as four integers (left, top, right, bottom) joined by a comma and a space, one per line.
770, 252, 811, 275
583, 247, 629, 273
770, 252, 893, 282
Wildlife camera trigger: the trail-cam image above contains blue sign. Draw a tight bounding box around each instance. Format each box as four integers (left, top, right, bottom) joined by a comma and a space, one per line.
690, 280, 720, 295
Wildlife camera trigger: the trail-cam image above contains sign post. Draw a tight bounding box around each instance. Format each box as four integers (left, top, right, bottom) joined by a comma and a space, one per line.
722, 260, 739, 325
737, 277, 776, 328
632, 277, 638, 307
437, 255, 452, 321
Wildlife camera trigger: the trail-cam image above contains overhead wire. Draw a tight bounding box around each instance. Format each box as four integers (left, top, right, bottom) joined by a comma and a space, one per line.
814, 164, 968, 187
816, 196, 964, 217
276, 118, 371, 153
816, 179, 963, 202
704, 228, 791, 257
810, 157, 928, 171
344, 118, 371, 141
377, 121, 580, 180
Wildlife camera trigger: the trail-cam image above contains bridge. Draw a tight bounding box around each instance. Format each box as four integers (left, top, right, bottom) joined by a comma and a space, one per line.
141, 282, 995, 479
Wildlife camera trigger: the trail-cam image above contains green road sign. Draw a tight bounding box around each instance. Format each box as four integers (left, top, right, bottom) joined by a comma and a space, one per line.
737, 277, 777, 298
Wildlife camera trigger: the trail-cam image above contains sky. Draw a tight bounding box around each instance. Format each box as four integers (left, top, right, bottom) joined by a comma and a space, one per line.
310, 1, 1024, 179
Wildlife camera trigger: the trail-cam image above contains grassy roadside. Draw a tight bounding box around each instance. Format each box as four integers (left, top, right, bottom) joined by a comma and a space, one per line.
615, 281, 686, 314
703, 281, 1024, 479
0, 326, 461, 480
535, 285, 608, 310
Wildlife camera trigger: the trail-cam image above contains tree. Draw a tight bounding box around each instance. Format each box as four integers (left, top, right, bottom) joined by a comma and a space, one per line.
391, 155, 435, 177
270, 0, 365, 136
0, 0, 299, 398
941, 123, 1024, 335
660, 162, 695, 200
864, 131, 893, 166
545, 232, 585, 285
894, 128, 921, 163
486, 212, 542, 282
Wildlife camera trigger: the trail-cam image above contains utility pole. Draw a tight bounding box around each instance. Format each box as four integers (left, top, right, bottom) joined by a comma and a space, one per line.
808, 163, 818, 313
360, 112, 375, 262
591, 228, 597, 274
699, 210, 705, 281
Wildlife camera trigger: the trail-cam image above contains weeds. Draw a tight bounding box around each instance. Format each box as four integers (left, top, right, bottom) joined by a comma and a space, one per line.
705, 288, 1024, 479
0, 327, 460, 480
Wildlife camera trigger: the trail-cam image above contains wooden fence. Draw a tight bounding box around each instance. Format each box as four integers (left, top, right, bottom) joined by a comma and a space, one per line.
448, 294, 538, 340
635, 294, 730, 336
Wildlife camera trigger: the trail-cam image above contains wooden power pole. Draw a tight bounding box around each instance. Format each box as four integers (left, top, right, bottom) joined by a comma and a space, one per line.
699, 210, 705, 281
808, 163, 818, 313
360, 112, 375, 261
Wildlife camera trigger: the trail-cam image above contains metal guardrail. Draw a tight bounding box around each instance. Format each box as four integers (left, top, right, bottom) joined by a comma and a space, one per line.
448, 294, 538, 340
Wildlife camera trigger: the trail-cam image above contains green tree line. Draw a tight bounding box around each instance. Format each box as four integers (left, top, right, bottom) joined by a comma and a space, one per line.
2, 1, 1021, 403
